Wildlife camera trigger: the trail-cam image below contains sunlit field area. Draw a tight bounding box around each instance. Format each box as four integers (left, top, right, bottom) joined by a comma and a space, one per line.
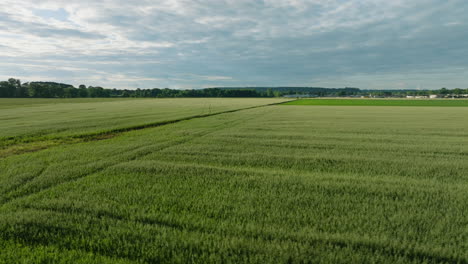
1, 99, 468, 263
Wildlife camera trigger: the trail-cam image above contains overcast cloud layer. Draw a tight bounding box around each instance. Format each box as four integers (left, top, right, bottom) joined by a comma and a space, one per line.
1, 0, 467, 89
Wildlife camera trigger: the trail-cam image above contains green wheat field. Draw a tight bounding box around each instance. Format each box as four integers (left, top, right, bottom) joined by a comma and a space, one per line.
1, 98, 468, 263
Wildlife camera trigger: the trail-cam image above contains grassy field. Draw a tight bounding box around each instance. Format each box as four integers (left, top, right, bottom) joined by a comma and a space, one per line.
0, 98, 286, 157
1, 99, 468, 263
285, 98, 468, 107
0, 98, 285, 143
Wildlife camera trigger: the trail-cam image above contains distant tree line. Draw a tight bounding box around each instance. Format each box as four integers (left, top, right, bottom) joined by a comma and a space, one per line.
0, 78, 265, 98
217, 87, 362, 97
1, 78, 467, 98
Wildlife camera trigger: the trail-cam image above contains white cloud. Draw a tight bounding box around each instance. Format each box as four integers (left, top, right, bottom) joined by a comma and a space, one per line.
0, 0, 467, 89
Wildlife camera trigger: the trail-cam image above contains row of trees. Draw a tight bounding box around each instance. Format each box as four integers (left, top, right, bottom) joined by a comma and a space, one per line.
219, 87, 361, 97
1, 78, 467, 98
0, 78, 269, 98
0, 79, 115, 98
0, 79, 365, 98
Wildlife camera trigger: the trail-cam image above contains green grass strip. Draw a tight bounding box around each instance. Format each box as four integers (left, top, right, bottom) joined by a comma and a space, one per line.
284, 99, 468, 107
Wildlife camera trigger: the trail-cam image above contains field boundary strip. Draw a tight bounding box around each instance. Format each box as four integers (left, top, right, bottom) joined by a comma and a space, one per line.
283, 99, 468, 107
0, 100, 291, 159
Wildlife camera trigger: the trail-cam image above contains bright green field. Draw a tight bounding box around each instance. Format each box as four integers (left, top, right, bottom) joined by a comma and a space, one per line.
284, 98, 468, 107
1, 99, 468, 263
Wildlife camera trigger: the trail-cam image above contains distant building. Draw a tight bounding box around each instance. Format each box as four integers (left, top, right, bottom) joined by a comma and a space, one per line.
429, 95, 438, 99
407, 95, 429, 99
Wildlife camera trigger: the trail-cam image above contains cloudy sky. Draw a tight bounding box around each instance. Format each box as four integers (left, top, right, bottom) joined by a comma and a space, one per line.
0, 0, 467, 89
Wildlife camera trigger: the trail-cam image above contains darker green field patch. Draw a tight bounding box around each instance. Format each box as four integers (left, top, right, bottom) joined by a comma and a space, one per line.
284, 99, 468, 107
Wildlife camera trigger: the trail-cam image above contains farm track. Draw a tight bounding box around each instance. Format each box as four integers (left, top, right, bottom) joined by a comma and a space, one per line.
0, 109, 262, 206
3, 157, 467, 262
0, 100, 289, 159
0, 162, 49, 201
0, 109, 282, 262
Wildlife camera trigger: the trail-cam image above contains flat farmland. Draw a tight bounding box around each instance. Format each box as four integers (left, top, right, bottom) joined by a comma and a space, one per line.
1, 99, 468, 263
0, 98, 286, 145
0, 98, 286, 157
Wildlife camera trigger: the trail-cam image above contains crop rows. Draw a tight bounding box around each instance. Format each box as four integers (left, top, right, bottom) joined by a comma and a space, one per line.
1, 102, 467, 263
